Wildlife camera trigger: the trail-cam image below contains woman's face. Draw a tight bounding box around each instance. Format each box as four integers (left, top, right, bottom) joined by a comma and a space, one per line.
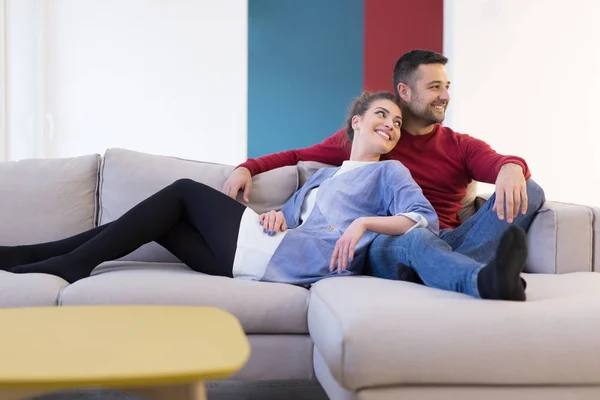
352, 99, 402, 155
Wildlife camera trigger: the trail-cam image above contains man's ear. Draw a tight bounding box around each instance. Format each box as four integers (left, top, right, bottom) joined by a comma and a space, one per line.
397, 82, 411, 103
351, 115, 361, 131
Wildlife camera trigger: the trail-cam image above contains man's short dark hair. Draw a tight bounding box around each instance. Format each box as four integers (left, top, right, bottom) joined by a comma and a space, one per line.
392, 50, 448, 94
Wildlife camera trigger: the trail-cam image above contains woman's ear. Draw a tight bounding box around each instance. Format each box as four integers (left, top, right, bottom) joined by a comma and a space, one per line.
397, 83, 411, 103
351, 115, 361, 132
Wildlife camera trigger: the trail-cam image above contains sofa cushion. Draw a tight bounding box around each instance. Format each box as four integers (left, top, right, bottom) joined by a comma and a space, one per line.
297, 161, 333, 187
98, 148, 298, 262
59, 261, 309, 334
308, 273, 600, 391
0, 154, 100, 244
0, 271, 69, 307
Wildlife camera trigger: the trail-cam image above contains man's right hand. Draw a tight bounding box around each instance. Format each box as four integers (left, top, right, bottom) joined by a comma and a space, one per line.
222, 167, 253, 203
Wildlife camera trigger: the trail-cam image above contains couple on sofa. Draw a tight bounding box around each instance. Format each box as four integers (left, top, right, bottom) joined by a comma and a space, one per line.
0, 50, 545, 301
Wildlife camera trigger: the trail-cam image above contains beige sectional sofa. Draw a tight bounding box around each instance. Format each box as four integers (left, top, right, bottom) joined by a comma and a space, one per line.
1, 148, 600, 400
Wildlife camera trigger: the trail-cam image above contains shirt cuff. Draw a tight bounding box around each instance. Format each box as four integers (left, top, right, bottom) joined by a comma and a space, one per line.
395, 212, 428, 234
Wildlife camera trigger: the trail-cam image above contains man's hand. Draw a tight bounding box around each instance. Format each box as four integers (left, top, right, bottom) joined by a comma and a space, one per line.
330, 218, 367, 274
222, 167, 252, 203
493, 163, 527, 223
258, 210, 287, 236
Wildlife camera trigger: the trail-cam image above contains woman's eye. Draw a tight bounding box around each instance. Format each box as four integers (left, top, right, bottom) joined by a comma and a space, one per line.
394, 121, 401, 127
375, 111, 385, 117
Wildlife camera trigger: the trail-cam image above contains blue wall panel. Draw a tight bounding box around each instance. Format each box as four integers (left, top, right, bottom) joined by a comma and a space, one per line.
248, 0, 364, 159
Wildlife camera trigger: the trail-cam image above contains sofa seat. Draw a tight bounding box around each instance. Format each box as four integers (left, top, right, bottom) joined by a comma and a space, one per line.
309, 273, 600, 393
0, 271, 69, 307
58, 261, 310, 334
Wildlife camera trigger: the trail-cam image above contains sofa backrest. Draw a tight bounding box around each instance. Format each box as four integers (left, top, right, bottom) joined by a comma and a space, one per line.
0, 154, 100, 245
0, 149, 481, 262
98, 148, 299, 262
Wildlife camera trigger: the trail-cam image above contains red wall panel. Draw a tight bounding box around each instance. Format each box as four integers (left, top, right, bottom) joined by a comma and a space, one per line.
364, 0, 444, 92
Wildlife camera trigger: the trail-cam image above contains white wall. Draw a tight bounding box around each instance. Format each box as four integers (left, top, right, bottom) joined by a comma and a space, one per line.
6, 0, 248, 165
444, 0, 600, 206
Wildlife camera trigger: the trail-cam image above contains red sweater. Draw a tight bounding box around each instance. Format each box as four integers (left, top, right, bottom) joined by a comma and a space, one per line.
239, 124, 531, 229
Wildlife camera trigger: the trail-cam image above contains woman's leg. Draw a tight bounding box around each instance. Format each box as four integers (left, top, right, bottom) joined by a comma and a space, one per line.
1, 224, 112, 269
8, 179, 245, 282
1, 221, 226, 275
2, 221, 230, 277
156, 221, 230, 277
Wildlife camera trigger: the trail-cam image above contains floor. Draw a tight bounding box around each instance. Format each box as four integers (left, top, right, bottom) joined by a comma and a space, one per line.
32, 380, 329, 400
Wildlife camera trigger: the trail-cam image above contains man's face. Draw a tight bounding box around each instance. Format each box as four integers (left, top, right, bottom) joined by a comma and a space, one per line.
404, 64, 450, 126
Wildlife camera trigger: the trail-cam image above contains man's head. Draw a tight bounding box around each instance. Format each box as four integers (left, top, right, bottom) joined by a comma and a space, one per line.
392, 50, 450, 129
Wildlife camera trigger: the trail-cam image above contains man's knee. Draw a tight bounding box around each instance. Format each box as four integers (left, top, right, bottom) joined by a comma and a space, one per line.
366, 228, 443, 280
526, 179, 546, 211
370, 227, 436, 252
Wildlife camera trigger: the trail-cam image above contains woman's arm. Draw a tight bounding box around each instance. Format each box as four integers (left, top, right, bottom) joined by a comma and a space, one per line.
357, 215, 417, 236
329, 215, 417, 273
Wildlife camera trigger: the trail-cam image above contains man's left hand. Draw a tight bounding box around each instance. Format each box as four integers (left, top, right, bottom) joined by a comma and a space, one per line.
493, 163, 527, 223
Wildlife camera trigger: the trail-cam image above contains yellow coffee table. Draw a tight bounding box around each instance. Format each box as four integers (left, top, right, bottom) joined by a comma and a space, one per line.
0, 305, 250, 400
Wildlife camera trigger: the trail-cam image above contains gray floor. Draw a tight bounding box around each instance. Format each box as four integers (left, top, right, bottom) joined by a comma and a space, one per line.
32, 380, 329, 400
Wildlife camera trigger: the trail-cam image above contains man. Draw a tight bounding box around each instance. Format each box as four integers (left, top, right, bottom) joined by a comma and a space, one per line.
222, 50, 545, 301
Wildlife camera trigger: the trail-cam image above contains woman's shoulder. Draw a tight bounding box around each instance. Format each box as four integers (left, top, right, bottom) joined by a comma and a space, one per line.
375, 159, 411, 175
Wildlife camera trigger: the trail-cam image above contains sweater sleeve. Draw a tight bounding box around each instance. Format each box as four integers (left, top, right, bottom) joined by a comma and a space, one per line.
385, 162, 440, 235
459, 134, 531, 184
280, 189, 302, 229
237, 129, 349, 176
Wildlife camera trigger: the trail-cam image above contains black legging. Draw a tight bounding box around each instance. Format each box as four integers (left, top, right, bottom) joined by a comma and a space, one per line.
1, 179, 246, 283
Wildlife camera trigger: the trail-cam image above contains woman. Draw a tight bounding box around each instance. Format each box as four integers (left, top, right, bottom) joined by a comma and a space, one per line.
1, 91, 437, 285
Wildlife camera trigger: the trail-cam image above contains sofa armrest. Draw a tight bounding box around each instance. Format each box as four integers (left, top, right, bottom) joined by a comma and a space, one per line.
525, 201, 596, 274
474, 196, 597, 274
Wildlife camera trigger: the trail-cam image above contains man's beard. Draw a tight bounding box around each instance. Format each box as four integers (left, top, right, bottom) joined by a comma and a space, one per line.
408, 100, 446, 125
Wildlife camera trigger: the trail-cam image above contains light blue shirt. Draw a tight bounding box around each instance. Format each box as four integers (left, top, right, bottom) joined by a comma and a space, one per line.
261, 160, 439, 285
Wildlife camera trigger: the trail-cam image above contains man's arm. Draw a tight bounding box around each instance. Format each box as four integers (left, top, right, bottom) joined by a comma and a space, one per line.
239, 129, 349, 176
460, 134, 532, 223
223, 129, 350, 201
459, 134, 531, 183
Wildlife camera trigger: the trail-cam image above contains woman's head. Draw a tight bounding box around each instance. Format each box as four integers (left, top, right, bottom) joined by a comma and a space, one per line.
345, 91, 403, 160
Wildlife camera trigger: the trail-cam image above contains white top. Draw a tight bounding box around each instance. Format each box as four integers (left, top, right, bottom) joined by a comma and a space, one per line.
232, 161, 377, 280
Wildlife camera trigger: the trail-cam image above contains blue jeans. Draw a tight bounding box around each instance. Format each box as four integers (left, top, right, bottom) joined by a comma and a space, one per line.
364, 179, 546, 298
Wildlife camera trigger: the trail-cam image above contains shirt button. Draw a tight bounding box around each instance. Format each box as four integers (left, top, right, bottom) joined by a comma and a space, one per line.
327, 225, 334, 232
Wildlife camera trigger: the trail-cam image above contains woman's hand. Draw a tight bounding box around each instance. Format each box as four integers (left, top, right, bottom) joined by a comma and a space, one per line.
330, 218, 367, 274
258, 210, 287, 236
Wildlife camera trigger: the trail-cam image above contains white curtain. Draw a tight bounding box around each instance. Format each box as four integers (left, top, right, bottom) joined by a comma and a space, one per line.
2, 0, 47, 161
